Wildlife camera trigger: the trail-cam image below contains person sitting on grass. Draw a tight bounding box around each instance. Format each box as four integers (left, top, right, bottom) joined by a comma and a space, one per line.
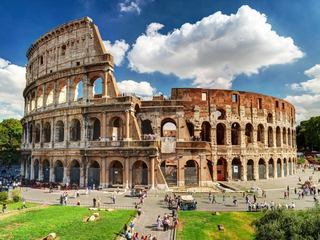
2, 203, 7, 213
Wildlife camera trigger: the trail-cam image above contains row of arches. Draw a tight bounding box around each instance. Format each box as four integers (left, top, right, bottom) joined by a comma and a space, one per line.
26, 77, 104, 113
24, 116, 124, 144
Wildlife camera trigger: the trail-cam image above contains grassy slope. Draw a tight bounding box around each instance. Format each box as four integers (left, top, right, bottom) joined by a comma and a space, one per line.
6, 201, 38, 211
0, 206, 135, 240
177, 211, 262, 240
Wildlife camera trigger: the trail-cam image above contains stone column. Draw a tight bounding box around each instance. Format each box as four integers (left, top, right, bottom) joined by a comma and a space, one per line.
80, 166, 85, 187
101, 112, 107, 139
125, 110, 131, 140
30, 158, 34, 180
39, 160, 43, 181
242, 162, 247, 181
63, 167, 68, 184
150, 157, 155, 189
253, 160, 259, 180
265, 162, 269, 179
212, 157, 217, 182
281, 160, 284, 178
125, 158, 130, 189
227, 159, 232, 181
177, 159, 184, 187
101, 158, 106, 188
42, 85, 46, 108
49, 163, 54, 182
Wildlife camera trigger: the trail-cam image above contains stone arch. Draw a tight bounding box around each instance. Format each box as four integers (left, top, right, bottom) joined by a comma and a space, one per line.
46, 88, 54, 106
35, 124, 40, 143
132, 160, 148, 186
57, 84, 67, 104
232, 158, 242, 180
268, 158, 274, 178
42, 159, 50, 182
70, 119, 81, 141
88, 117, 101, 141
54, 160, 64, 183
55, 120, 64, 142
92, 77, 103, 98
282, 127, 287, 145
216, 157, 227, 181
277, 158, 282, 178
109, 160, 124, 186
200, 121, 211, 142
184, 160, 199, 186
160, 160, 177, 186
245, 123, 254, 144
258, 158, 266, 179
70, 160, 80, 186
247, 159, 254, 181
88, 161, 100, 188
141, 119, 154, 135
161, 118, 176, 137
231, 122, 241, 145
216, 123, 226, 145
111, 117, 124, 140
267, 113, 273, 124
33, 159, 39, 180
37, 88, 43, 108
215, 108, 226, 120
186, 121, 194, 139
257, 124, 264, 144
283, 158, 287, 176
268, 127, 273, 147
73, 78, 84, 101
276, 126, 281, 147
43, 122, 51, 143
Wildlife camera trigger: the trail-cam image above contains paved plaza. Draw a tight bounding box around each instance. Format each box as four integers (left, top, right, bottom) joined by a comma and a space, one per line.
17, 167, 320, 239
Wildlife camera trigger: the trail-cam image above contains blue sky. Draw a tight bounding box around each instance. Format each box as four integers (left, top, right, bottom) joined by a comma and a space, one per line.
1, 0, 320, 122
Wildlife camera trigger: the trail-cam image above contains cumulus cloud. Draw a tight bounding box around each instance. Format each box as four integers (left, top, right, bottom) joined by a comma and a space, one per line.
119, 0, 141, 15
103, 40, 130, 66
117, 80, 155, 98
286, 64, 320, 122
0, 58, 25, 120
128, 5, 304, 88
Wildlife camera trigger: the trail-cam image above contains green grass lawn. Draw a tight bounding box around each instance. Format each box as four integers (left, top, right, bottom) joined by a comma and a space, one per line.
0, 205, 135, 240
5, 201, 38, 211
177, 211, 262, 240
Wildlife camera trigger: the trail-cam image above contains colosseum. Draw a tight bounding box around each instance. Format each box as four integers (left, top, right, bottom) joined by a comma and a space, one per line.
21, 17, 297, 189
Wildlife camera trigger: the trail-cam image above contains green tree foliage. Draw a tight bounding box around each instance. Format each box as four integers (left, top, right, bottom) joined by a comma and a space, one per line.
296, 116, 320, 151
0, 118, 22, 165
254, 207, 320, 240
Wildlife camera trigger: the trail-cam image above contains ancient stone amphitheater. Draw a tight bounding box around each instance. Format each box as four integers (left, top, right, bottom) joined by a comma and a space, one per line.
21, 17, 297, 189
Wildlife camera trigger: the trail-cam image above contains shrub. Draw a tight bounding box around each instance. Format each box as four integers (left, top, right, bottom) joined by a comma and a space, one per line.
0, 191, 8, 202
11, 188, 22, 202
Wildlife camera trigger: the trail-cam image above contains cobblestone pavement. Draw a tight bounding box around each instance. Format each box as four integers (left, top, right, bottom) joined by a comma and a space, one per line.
19, 168, 320, 239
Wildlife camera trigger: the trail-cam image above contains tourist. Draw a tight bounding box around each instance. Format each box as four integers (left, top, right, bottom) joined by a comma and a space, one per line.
77, 200, 81, 206
112, 194, 116, 204
93, 198, 97, 208
137, 206, 142, 217
129, 221, 135, 232
60, 194, 63, 205
222, 194, 226, 205
212, 194, 216, 204
2, 203, 7, 213
208, 191, 212, 202
133, 232, 139, 240
156, 215, 161, 230
22, 200, 27, 209
126, 230, 132, 240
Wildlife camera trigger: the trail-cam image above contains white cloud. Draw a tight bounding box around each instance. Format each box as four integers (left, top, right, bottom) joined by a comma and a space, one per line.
0, 58, 25, 120
119, 0, 141, 15
286, 64, 320, 122
128, 5, 303, 88
103, 40, 130, 66
117, 80, 155, 98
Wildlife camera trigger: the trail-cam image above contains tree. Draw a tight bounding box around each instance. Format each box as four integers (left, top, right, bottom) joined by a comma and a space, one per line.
296, 116, 320, 151
0, 118, 22, 165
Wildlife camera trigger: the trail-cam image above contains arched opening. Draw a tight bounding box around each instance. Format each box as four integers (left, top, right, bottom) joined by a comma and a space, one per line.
200, 121, 211, 142
184, 160, 199, 186
74, 80, 83, 101
70, 160, 80, 186
245, 123, 253, 145
283, 158, 287, 176
132, 161, 148, 186
160, 161, 177, 187
268, 127, 273, 147
54, 160, 64, 183
217, 158, 227, 181
93, 77, 103, 98
88, 161, 100, 188
35, 124, 40, 143
46, 89, 54, 106
88, 118, 100, 141
232, 158, 242, 180
258, 158, 266, 179
43, 122, 51, 143
214, 108, 226, 120
111, 117, 123, 140
247, 159, 254, 181
186, 121, 194, 139
282, 128, 287, 145
37, 91, 43, 108
33, 159, 39, 180
231, 122, 241, 145
257, 124, 264, 144
161, 119, 177, 137
277, 158, 282, 178
268, 158, 274, 178
55, 121, 64, 142
141, 119, 154, 135
70, 119, 81, 141
58, 85, 67, 104
216, 123, 226, 145
43, 159, 50, 182
109, 161, 123, 186
276, 127, 281, 147
267, 113, 273, 124
28, 124, 33, 143
289, 158, 293, 175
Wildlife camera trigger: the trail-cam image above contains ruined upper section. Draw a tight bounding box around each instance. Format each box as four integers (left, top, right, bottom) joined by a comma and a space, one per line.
26, 17, 113, 85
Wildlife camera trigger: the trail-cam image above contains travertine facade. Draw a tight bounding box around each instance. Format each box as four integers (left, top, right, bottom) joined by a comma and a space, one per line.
21, 17, 297, 189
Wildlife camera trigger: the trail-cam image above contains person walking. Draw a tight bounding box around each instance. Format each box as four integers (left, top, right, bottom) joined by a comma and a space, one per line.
156, 215, 161, 230
93, 198, 97, 208
212, 194, 216, 204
